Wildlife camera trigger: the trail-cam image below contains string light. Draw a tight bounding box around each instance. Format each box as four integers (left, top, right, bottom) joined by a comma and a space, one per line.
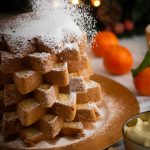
53, 0, 62, 8
53, 1, 60, 7
91, 0, 101, 7
71, 0, 80, 5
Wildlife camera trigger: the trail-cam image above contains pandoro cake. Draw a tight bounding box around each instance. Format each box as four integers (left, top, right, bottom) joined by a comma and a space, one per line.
0, 6, 102, 148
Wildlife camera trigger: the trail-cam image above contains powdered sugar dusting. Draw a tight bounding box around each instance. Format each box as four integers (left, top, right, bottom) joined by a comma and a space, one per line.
15, 70, 37, 78
66, 2, 96, 38
85, 80, 100, 89
98, 93, 125, 135
0, 0, 96, 55
52, 62, 68, 71
4, 34, 35, 57
64, 43, 79, 51
28, 52, 50, 59
0, 91, 126, 149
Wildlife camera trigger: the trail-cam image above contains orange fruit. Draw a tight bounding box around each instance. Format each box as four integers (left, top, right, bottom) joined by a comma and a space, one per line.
134, 67, 150, 96
91, 31, 119, 57
103, 45, 133, 75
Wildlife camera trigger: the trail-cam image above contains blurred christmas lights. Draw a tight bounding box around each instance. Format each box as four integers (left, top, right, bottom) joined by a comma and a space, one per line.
70, 0, 100, 7
71, 0, 80, 5
53, 1, 60, 7
91, 0, 101, 7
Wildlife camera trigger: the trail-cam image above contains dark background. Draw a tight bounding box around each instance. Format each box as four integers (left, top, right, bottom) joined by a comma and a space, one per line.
0, 0, 150, 37
0, 0, 32, 12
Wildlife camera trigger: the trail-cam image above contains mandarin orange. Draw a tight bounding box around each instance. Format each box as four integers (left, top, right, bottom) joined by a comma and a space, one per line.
91, 31, 119, 57
134, 67, 150, 96
103, 45, 133, 75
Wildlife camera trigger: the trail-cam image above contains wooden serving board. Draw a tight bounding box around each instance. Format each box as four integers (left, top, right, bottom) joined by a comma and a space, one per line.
0, 74, 139, 150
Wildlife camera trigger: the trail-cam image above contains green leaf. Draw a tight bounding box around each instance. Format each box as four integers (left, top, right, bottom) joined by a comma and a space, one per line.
132, 49, 150, 77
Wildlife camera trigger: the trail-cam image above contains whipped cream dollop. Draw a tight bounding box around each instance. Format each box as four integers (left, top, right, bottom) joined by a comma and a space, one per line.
125, 117, 150, 147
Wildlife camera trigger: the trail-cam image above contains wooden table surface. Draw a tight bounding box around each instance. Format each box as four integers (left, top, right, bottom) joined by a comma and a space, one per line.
88, 36, 150, 150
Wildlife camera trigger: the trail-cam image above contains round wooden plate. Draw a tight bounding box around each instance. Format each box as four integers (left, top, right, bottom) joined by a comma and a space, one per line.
0, 74, 139, 150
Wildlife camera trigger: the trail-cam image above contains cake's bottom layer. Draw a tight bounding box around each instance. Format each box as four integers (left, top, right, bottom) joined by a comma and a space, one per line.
0, 74, 139, 150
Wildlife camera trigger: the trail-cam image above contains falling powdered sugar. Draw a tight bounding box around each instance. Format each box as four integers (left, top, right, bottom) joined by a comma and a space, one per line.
0, 0, 96, 55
